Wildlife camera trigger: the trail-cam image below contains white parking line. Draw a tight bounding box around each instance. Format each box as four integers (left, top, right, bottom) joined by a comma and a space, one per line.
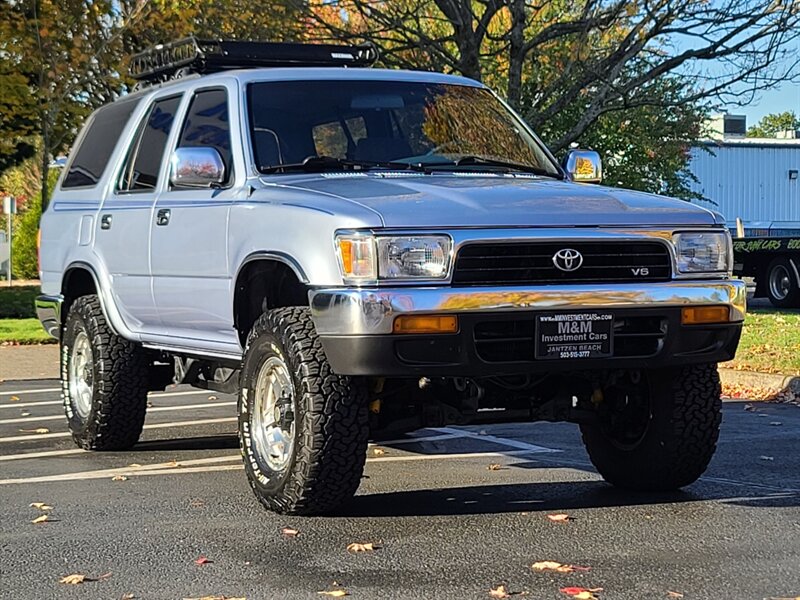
0, 401, 236, 425
0, 417, 237, 443
0, 448, 89, 462
0, 387, 60, 397
432, 427, 561, 453
0, 389, 222, 409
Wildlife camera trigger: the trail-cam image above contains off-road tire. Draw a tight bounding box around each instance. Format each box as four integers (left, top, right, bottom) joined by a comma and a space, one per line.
61, 295, 150, 450
238, 307, 369, 515
765, 257, 800, 308
580, 363, 722, 491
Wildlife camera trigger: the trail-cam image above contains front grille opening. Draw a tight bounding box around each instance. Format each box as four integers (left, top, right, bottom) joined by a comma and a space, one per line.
473, 315, 667, 363
453, 241, 672, 286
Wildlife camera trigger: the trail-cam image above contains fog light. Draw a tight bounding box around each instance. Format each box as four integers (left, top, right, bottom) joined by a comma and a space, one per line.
681, 306, 730, 325
393, 315, 458, 334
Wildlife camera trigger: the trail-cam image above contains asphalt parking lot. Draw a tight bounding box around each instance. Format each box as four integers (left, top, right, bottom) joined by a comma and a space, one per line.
1, 379, 798, 599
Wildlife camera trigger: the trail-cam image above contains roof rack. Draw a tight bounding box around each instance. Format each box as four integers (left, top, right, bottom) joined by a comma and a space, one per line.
130, 37, 379, 85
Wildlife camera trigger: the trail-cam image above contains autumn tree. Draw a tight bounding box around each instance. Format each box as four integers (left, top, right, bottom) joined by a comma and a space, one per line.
746, 111, 800, 138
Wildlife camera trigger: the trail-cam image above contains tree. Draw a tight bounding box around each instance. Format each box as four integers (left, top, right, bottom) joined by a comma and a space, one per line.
747, 111, 800, 138
307, 0, 800, 154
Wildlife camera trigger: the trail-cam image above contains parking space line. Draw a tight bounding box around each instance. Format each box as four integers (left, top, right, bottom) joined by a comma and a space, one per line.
0, 448, 89, 462
0, 400, 62, 409
432, 427, 561, 453
0, 387, 60, 397
0, 401, 236, 425
376, 433, 464, 445
0, 417, 237, 443
0, 388, 218, 409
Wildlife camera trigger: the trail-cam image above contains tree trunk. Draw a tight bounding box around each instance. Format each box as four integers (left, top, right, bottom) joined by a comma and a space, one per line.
506, 0, 526, 108
40, 124, 50, 212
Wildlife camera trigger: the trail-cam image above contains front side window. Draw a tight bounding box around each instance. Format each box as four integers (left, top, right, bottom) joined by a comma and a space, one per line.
62, 98, 139, 188
247, 80, 559, 176
177, 88, 233, 183
118, 95, 182, 193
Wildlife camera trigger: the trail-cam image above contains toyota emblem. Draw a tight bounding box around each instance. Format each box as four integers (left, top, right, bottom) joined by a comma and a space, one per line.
552, 248, 583, 272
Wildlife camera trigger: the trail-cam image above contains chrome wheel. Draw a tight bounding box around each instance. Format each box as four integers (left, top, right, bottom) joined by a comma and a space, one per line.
252, 356, 296, 473
68, 330, 94, 419
769, 264, 792, 301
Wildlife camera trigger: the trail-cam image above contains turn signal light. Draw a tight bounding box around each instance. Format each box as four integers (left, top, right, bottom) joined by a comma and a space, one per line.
393, 315, 458, 334
681, 306, 730, 325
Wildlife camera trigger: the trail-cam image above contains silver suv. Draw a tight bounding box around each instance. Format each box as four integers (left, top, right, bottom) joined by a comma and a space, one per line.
37, 38, 746, 515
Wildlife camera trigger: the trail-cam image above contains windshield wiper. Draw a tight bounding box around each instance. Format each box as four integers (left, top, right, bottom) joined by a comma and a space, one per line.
261, 155, 426, 174
423, 155, 562, 178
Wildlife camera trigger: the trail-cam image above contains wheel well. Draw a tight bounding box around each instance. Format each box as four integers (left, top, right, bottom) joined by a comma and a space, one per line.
61, 267, 98, 322
234, 260, 309, 345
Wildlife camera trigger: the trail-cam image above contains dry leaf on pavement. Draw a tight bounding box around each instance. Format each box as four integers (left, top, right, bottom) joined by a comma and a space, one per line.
9, 395, 20, 401
208, 395, 218, 401
194, 556, 213, 565
281, 527, 299, 537
121, 594, 136, 599
560, 587, 602, 599
547, 514, 573, 522
489, 585, 511, 598
20, 411, 30, 416
372, 447, 386, 456
487, 464, 504, 471
19, 428, 50, 434
128, 463, 142, 468
29, 502, 53, 510
532, 561, 590, 573
347, 542, 378, 553
667, 592, 684, 598
111, 475, 128, 481
59, 574, 87, 584
317, 590, 349, 597
31, 514, 52, 524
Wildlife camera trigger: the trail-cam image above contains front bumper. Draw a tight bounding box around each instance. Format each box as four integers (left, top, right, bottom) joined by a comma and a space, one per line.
310, 280, 746, 376
36, 294, 63, 340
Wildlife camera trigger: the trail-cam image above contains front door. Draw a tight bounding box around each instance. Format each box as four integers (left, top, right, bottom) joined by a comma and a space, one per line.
150, 84, 243, 353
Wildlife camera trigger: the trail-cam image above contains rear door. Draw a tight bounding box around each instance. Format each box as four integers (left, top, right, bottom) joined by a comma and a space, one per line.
95, 93, 183, 333
150, 82, 244, 352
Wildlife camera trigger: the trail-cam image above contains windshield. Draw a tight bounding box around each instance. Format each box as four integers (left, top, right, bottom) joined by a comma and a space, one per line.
247, 79, 560, 176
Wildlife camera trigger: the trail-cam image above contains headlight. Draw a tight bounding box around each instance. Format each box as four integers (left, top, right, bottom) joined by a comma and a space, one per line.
335, 233, 452, 283
377, 236, 452, 280
673, 232, 731, 274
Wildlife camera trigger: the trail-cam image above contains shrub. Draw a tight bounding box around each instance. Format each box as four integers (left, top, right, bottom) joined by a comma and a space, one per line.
0, 285, 39, 318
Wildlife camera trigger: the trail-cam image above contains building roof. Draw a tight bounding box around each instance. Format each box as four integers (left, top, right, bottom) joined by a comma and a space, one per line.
698, 136, 800, 148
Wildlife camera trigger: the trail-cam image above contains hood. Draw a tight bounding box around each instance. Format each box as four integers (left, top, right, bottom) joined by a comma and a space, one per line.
266, 172, 718, 228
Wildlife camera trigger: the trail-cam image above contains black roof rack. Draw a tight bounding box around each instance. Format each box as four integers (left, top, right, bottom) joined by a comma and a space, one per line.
130, 37, 379, 84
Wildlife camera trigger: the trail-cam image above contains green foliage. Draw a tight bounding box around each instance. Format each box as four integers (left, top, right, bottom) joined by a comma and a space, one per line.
11, 197, 42, 279
0, 318, 54, 344
746, 112, 800, 138
0, 286, 39, 318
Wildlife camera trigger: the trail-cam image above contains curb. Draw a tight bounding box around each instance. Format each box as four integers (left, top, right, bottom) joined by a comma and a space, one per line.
719, 367, 800, 396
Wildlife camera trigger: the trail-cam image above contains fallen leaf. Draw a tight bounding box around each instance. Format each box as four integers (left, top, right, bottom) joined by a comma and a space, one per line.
31, 514, 51, 524
166, 460, 181, 467
29, 502, 53, 510
20, 411, 31, 416
111, 475, 128, 482
489, 585, 511, 598
347, 542, 378, 553
128, 463, 142, 468
190, 499, 205, 508
560, 587, 602, 599
9, 395, 19, 401
487, 463, 503, 471
532, 561, 590, 573
18, 428, 50, 434
194, 556, 213, 565
59, 574, 86, 584
208, 395, 218, 401
667, 592, 684, 598
372, 447, 386, 456
318, 590, 349, 597
547, 514, 573, 522
759, 456, 774, 461
281, 527, 299, 537
121, 594, 136, 600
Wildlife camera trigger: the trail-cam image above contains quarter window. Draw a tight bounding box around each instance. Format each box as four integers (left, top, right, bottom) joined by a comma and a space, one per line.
177, 89, 233, 183
62, 99, 139, 189
118, 95, 182, 193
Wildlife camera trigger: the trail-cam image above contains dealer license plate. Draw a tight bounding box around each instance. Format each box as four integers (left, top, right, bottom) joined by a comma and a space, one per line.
535, 313, 614, 360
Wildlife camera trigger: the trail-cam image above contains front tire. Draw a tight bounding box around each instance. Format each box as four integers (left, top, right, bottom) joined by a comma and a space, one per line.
61, 295, 150, 450
238, 307, 369, 515
580, 364, 722, 491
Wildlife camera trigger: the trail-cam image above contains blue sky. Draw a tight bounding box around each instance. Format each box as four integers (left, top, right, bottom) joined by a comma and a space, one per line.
727, 80, 800, 125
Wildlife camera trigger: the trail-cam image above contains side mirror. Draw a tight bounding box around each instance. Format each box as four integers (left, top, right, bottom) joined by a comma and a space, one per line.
169, 147, 225, 189
563, 149, 602, 184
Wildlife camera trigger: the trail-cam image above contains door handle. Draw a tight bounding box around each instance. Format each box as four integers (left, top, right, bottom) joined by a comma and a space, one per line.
156, 209, 171, 226
100, 214, 112, 230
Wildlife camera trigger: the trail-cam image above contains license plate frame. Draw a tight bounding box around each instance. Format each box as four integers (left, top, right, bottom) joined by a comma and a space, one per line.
535, 312, 614, 360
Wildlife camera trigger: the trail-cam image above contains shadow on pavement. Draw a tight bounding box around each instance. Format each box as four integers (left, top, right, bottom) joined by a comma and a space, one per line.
132, 434, 239, 451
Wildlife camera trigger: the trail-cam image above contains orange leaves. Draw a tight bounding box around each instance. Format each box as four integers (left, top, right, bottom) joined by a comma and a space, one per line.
29, 502, 53, 510
347, 542, 378, 553
532, 561, 590, 574
318, 590, 349, 597
111, 475, 129, 482
487, 463, 505, 471
488, 584, 527, 597
547, 513, 574, 523
281, 526, 300, 538
560, 587, 603, 599
371, 447, 386, 456
194, 556, 213, 565
59, 574, 86, 585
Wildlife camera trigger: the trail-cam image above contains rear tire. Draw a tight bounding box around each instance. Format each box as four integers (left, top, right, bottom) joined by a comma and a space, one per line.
765, 257, 800, 308
580, 364, 721, 491
61, 295, 150, 450
238, 307, 369, 515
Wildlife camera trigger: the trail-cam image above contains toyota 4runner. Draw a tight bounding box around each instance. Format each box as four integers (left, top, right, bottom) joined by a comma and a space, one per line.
36, 38, 746, 515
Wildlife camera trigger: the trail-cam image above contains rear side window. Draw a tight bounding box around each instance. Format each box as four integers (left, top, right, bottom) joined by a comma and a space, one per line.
177, 88, 232, 183
117, 95, 182, 193
62, 99, 139, 189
